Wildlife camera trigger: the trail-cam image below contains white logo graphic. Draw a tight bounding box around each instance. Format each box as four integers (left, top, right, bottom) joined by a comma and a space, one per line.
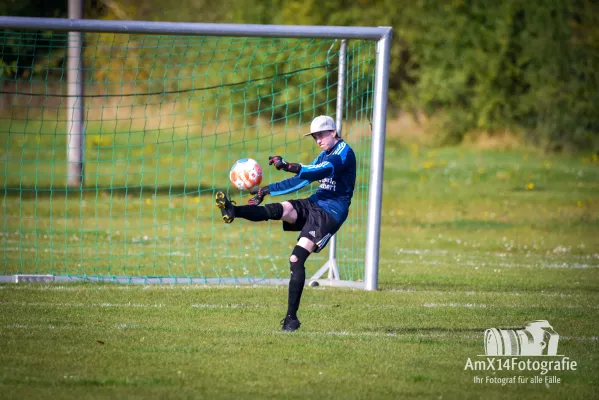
309, 231, 316, 237
464, 320, 578, 385
318, 177, 337, 191
485, 320, 559, 356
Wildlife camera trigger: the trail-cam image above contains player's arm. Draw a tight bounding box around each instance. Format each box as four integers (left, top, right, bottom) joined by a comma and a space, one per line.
269, 155, 336, 182
247, 155, 318, 206
248, 154, 338, 205
296, 161, 334, 181
248, 176, 309, 205
268, 176, 310, 195
297, 153, 346, 182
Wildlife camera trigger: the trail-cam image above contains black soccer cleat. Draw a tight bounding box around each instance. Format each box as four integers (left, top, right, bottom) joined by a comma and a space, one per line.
281, 316, 301, 332
215, 191, 236, 224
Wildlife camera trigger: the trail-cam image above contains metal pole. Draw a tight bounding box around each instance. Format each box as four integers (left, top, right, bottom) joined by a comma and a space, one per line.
326, 39, 347, 279
364, 29, 391, 291
66, 0, 84, 187
0, 17, 390, 40
335, 40, 347, 139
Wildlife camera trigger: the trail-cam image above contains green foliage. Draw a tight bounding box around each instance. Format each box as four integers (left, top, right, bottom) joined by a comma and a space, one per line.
0, 0, 100, 79
0, 30, 66, 80
0, 0, 66, 18
2, 0, 598, 151
266, 0, 599, 151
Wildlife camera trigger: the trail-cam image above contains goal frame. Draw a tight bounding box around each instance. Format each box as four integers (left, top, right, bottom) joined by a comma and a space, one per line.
0, 16, 391, 291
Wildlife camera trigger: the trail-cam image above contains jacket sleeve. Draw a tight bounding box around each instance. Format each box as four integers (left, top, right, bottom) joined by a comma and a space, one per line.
296, 150, 347, 182
267, 176, 310, 196
266, 154, 322, 196
295, 161, 334, 181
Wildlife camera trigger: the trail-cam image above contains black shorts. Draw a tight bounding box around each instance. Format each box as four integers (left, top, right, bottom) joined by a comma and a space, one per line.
282, 199, 342, 253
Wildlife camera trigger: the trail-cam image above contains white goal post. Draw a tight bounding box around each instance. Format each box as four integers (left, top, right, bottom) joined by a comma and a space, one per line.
0, 16, 391, 290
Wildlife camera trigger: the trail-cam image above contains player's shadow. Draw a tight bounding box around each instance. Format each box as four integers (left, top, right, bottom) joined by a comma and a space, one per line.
0, 184, 227, 199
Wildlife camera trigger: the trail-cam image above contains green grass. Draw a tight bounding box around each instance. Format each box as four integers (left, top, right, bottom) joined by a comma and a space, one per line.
0, 284, 598, 399
2, 124, 599, 398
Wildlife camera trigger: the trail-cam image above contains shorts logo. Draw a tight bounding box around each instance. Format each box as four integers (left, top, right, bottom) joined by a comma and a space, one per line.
309, 231, 316, 237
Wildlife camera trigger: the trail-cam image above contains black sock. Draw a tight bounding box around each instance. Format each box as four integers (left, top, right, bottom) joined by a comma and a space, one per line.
233, 203, 283, 222
286, 246, 311, 319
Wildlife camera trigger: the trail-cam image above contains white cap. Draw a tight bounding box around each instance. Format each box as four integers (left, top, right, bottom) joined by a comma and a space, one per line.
304, 115, 336, 136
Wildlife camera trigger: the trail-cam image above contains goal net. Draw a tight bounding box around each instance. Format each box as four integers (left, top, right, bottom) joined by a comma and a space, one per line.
1, 23, 381, 285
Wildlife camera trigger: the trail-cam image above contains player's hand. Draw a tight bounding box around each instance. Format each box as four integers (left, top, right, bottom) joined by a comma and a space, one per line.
248, 186, 270, 206
268, 155, 288, 170
268, 156, 301, 174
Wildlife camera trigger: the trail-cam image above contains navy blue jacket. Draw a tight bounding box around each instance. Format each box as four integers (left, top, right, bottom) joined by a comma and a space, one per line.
267, 140, 356, 223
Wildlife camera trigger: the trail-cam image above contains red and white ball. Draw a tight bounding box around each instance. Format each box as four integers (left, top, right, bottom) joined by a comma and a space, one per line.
229, 158, 263, 191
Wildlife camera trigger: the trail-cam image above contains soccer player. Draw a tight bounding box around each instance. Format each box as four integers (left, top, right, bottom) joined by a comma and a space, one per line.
215, 115, 356, 332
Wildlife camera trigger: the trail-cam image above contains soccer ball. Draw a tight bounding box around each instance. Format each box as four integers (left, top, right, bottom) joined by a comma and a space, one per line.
229, 158, 263, 191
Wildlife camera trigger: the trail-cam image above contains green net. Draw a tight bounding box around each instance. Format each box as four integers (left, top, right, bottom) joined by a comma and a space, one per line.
1, 30, 375, 283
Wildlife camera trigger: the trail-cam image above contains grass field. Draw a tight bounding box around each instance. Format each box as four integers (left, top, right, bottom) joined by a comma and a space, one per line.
2, 138, 599, 398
